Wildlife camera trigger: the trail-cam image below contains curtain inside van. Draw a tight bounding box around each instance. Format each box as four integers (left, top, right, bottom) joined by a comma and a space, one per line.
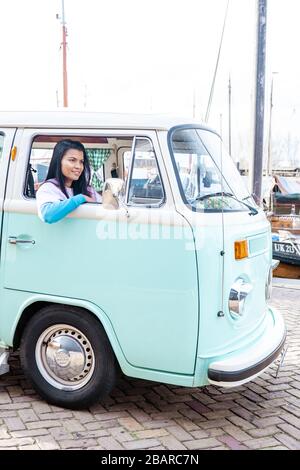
87, 149, 111, 191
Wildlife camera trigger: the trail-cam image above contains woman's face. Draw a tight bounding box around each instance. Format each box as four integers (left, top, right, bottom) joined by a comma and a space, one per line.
61, 149, 84, 187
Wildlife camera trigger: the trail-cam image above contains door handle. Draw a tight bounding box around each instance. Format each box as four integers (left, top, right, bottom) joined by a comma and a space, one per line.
8, 236, 35, 245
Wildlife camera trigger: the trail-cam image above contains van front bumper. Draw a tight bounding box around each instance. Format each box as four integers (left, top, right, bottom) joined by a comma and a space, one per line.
207, 307, 286, 387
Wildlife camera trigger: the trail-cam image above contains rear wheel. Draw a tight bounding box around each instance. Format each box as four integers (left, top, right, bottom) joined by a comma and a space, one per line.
20, 305, 116, 409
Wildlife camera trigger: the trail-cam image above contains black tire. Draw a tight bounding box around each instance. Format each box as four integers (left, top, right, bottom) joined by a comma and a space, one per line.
20, 305, 116, 409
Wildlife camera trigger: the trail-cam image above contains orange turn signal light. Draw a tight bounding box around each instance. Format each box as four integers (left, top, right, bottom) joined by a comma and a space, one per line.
11, 146, 17, 161
235, 240, 248, 260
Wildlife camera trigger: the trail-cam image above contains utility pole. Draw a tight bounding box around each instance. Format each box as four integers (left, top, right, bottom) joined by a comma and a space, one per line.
57, 0, 68, 107
252, 0, 267, 203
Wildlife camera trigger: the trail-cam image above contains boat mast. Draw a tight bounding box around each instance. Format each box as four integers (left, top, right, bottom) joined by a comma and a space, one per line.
204, 0, 230, 123
60, 0, 68, 107
267, 72, 278, 176
228, 75, 232, 156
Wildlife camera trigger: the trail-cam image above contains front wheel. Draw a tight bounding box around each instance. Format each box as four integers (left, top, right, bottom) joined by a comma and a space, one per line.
20, 305, 116, 409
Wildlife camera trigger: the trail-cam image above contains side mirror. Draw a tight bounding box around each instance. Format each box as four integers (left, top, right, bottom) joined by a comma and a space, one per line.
102, 178, 125, 210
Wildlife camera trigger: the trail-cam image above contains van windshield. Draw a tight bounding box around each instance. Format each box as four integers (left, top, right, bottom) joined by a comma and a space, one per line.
170, 127, 254, 212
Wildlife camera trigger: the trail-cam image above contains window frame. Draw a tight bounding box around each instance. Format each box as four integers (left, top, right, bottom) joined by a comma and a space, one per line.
23, 134, 128, 200
168, 124, 249, 213
125, 136, 166, 208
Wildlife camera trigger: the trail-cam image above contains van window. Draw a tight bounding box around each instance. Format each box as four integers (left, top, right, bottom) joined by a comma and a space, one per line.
0, 133, 4, 161
127, 137, 164, 206
170, 128, 248, 212
24, 135, 133, 199
123, 150, 132, 186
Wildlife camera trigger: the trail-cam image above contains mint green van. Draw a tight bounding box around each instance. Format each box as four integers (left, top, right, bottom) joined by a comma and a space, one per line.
0, 111, 286, 409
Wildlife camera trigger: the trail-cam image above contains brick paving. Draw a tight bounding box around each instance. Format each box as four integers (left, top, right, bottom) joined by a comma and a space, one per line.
0, 284, 299, 450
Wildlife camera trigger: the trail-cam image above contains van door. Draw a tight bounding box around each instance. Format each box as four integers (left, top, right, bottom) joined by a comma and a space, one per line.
1, 128, 199, 375
169, 127, 270, 358
167, 127, 225, 355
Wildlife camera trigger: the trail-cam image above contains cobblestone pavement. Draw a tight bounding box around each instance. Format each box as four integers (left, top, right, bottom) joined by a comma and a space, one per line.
0, 285, 299, 450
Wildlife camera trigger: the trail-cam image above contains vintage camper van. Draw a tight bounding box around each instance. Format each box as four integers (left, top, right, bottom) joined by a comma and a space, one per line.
0, 111, 286, 409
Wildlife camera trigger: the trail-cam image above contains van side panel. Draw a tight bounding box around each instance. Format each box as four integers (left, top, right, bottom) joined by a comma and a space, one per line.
0, 290, 195, 386
1, 210, 198, 374
0, 128, 16, 345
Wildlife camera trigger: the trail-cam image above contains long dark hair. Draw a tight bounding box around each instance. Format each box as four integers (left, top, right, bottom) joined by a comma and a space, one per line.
46, 139, 91, 198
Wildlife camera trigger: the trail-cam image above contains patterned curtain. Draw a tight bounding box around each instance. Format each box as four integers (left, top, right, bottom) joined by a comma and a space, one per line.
86, 149, 111, 191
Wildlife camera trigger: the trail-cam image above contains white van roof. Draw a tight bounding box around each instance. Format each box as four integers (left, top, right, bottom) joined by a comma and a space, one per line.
0, 110, 210, 131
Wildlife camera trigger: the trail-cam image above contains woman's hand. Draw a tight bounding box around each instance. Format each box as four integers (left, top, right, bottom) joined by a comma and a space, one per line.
84, 195, 95, 203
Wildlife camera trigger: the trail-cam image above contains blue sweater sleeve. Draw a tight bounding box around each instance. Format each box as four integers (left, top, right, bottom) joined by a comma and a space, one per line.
40, 194, 86, 224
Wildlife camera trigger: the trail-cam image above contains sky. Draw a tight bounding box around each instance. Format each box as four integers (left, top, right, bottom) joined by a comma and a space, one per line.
0, 0, 299, 169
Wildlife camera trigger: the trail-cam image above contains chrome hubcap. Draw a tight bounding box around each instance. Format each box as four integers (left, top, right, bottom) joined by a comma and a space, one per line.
35, 324, 95, 390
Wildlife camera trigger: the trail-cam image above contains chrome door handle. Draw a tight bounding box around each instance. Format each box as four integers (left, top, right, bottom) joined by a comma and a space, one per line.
8, 236, 35, 245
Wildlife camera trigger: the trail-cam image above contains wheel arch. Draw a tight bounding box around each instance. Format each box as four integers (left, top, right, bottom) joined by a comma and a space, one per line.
13, 301, 48, 350
13, 299, 122, 367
